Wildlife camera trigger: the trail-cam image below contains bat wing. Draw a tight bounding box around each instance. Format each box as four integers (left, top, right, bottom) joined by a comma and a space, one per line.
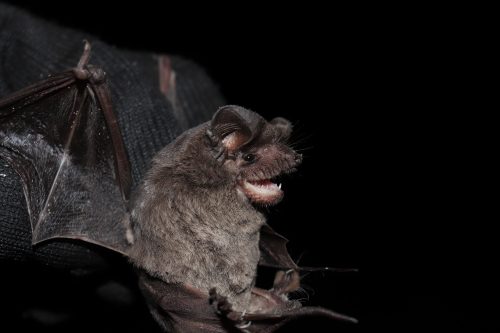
139, 273, 357, 333
259, 223, 298, 269
0, 42, 131, 255
239, 307, 358, 332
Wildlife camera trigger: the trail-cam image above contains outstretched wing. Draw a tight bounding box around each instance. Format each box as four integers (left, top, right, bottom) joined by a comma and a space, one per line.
0, 42, 131, 254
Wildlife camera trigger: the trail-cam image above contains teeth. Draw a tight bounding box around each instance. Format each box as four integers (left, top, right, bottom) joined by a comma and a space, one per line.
240, 179, 285, 205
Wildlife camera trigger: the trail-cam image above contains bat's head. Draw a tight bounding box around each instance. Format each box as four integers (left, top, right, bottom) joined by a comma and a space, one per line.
207, 105, 302, 206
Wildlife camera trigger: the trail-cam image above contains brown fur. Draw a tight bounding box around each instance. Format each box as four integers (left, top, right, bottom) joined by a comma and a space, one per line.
127, 106, 301, 311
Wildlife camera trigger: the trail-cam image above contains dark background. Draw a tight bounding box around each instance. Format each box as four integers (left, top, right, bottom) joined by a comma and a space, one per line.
1, 2, 495, 332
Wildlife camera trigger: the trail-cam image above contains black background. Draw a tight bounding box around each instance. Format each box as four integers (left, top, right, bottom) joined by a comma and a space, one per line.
1, 2, 495, 332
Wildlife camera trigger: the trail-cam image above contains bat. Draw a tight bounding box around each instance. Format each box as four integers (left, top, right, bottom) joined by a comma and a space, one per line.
0, 41, 356, 332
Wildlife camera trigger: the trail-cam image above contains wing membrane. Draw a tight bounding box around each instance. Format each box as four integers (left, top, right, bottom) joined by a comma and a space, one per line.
0, 67, 130, 254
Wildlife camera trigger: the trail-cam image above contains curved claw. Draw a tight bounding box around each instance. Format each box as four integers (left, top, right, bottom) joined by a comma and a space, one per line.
73, 40, 92, 80
77, 40, 92, 69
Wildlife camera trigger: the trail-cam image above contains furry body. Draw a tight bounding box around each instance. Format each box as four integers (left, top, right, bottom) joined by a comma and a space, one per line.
127, 106, 300, 311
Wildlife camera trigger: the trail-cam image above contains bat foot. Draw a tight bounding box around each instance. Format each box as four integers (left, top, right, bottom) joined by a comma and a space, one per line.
209, 288, 248, 324
209, 288, 233, 315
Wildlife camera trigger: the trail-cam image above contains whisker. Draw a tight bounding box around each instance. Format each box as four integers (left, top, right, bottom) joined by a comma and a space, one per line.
292, 146, 315, 153
287, 134, 313, 146
296, 251, 307, 266
298, 283, 316, 297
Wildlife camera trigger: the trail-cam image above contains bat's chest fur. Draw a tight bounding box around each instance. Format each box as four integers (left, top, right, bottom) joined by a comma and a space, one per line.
184, 223, 262, 310
128, 186, 265, 312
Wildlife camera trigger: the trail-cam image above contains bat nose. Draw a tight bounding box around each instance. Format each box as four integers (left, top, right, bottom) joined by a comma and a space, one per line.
294, 153, 303, 164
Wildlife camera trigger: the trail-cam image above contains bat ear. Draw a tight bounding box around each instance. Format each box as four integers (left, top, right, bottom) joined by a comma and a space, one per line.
209, 105, 264, 152
270, 117, 293, 141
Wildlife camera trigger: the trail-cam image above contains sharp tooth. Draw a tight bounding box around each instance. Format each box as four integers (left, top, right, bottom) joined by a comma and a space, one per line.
278, 183, 282, 189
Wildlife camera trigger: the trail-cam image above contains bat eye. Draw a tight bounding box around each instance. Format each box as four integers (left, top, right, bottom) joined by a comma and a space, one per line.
243, 153, 256, 163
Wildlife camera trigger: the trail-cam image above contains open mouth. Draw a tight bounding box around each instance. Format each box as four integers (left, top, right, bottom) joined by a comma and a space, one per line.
239, 178, 284, 205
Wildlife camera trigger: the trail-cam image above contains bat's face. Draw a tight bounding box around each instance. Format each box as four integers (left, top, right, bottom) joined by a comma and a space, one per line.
233, 128, 302, 206
208, 106, 302, 206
